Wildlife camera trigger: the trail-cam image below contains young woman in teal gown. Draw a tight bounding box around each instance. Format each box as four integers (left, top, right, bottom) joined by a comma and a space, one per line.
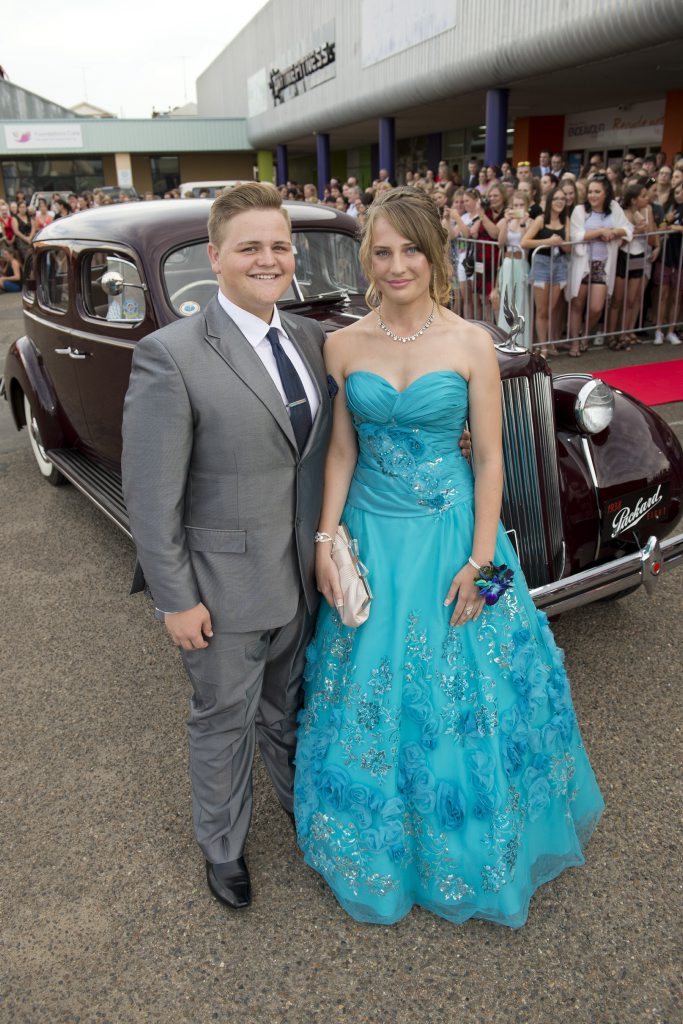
293, 186, 604, 927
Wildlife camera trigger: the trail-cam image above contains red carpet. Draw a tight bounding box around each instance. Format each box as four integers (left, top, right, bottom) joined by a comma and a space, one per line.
592, 359, 683, 406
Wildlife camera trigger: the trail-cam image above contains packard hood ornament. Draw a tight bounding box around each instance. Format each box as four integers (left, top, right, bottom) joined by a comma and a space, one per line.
498, 286, 527, 353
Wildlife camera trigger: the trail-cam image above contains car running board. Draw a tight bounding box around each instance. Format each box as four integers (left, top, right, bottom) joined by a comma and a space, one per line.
47, 449, 131, 538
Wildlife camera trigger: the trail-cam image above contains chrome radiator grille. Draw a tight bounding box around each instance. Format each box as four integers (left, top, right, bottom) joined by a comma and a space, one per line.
500, 373, 564, 588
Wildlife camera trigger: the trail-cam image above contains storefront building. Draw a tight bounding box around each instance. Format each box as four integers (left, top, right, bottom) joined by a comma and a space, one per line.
196, 0, 683, 189
0, 103, 254, 200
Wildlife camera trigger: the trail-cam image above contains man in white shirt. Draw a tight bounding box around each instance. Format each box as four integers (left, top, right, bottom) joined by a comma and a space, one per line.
532, 150, 551, 177
122, 183, 333, 912
550, 152, 565, 177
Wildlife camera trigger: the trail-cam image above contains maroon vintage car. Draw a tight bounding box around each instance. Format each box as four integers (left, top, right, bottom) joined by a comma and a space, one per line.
2, 199, 682, 614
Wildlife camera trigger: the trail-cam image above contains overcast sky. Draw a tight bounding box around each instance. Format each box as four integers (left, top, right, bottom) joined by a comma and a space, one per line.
3, 0, 269, 118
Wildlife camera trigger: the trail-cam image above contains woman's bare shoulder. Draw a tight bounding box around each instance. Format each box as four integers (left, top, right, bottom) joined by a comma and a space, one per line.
459, 319, 498, 349
439, 308, 493, 344
323, 312, 375, 365
452, 318, 500, 374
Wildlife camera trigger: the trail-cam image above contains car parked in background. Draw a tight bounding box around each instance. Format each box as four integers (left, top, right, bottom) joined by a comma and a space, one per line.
95, 186, 140, 202
178, 181, 240, 198
2, 199, 682, 614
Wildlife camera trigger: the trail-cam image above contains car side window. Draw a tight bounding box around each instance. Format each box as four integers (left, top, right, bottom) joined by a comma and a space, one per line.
22, 251, 35, 304
82, 252, 146, 324
163, 243, 217, 316
38, 249, 69, 312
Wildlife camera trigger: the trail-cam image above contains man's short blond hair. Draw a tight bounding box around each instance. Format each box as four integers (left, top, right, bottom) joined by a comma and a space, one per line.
208, 182, 291, 247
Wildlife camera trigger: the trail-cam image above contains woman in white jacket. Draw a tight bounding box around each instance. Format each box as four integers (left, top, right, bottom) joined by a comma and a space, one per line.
566, 174, 633, 356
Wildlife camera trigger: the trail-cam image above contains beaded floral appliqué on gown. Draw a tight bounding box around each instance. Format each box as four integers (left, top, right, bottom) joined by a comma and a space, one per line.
294, 371, 603, 927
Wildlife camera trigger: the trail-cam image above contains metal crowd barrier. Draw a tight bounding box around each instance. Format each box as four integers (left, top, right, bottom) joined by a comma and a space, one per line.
451, 227, 683, 351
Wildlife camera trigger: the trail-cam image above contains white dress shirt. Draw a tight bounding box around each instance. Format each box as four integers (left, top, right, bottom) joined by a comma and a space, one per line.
217, 291, 320, 421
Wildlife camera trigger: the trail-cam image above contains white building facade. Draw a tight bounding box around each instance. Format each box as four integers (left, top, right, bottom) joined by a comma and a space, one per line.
197, 0, 683, 187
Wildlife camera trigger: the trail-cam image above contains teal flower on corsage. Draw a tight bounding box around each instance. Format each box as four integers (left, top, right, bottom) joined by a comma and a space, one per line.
475, 563, 514, 605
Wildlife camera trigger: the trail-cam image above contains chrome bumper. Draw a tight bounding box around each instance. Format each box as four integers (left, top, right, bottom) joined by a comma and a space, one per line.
530, 532, 683, 616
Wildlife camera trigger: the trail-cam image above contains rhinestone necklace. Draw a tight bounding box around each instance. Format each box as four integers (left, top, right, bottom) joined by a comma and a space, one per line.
376, 301, 436, 344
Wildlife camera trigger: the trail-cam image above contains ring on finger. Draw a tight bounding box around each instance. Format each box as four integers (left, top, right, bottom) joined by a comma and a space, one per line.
465, 605, 474, 616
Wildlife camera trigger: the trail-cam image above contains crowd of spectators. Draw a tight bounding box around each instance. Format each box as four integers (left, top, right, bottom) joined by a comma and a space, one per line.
2, 153, 682, 351
277, 149, 683, 351
0, 185, 229, 292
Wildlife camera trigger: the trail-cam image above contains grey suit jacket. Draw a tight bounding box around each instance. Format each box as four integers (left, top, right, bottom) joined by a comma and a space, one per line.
121, 295, 332, 632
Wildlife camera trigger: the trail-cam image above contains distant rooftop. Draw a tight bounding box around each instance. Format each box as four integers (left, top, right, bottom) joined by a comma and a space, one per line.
0, 79, 76, 121
71, 101, 115, 119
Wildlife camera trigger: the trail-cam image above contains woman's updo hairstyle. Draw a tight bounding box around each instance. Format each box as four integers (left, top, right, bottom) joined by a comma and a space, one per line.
359, 186, 451, 309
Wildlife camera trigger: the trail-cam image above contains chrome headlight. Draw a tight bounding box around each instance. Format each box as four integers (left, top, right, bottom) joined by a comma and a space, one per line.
575, 379, 614, 434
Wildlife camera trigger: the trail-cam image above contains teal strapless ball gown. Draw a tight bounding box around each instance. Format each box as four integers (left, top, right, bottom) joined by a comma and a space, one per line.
294, 370, 604, 927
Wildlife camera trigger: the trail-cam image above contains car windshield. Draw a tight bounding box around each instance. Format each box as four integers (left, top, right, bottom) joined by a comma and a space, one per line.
163, 231, 366, 315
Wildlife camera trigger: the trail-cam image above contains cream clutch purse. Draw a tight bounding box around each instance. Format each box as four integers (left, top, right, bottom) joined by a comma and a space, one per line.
331, 524, 372, 628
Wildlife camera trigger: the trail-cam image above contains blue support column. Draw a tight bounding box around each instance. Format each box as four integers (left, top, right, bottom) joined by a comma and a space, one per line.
370, 142, 379, 183
426, 132, 442, 175
484, 89, 509, 167
316, 133, 330, 198
378, 116, 396, 183
276, 144, 289, 186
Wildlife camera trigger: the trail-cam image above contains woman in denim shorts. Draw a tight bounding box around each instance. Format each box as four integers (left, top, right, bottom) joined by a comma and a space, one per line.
607, 183, 652, 349
522, 188, 571, 358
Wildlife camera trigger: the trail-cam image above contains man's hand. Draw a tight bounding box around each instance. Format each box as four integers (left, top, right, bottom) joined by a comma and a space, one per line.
458, 427, 472, 461
165, 603, 213, 650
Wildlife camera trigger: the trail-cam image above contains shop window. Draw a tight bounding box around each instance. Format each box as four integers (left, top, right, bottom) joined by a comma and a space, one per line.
38, 249, 69, 312
82, 252, 146, 323
1, 157, 104, 200
150, 156, 180, 195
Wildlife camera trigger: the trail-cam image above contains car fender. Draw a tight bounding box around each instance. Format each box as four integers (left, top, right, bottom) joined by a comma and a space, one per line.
553, 373, 683, 554
5, 335, 67, 449
555, 430, 601, 574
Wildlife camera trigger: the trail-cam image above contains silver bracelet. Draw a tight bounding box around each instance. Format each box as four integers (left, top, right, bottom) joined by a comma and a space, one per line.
468, 556, 483, 571
314, 532, 334, 544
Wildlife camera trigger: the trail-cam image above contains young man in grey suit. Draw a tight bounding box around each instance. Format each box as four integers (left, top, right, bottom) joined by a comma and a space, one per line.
121, 183, 334, 910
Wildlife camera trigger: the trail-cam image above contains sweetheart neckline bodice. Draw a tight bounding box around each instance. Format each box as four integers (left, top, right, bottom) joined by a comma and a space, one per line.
345, 369, 468, 396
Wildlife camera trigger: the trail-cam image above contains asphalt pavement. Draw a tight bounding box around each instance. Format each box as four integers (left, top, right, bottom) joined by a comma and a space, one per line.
1, 291, 682, 1024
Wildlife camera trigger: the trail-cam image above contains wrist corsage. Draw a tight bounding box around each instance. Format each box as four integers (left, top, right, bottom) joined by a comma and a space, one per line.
471, 561, 514, 605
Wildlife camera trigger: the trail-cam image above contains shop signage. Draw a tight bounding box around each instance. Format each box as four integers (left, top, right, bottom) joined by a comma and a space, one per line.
564, 100, 664, 150
361, 2, 457, 68
269, 40, 336, 105
3, 123, 84, 150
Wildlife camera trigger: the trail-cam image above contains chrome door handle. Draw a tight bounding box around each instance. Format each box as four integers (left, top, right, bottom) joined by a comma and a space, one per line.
54, 346, 88, 359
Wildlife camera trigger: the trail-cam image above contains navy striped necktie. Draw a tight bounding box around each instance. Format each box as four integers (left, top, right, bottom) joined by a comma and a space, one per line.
266, 327, 312, 452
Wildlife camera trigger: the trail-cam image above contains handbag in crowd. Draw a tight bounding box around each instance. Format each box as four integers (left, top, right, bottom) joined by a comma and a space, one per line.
462, 242, 475, 278
331, 524, 372, 628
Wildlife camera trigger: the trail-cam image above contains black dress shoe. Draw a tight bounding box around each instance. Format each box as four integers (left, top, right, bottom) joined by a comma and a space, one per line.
285, 810, 297, 835
206, 857, 251, 909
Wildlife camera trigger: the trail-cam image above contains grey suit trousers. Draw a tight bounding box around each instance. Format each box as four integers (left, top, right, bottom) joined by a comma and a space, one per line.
181, 593, 313, 863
